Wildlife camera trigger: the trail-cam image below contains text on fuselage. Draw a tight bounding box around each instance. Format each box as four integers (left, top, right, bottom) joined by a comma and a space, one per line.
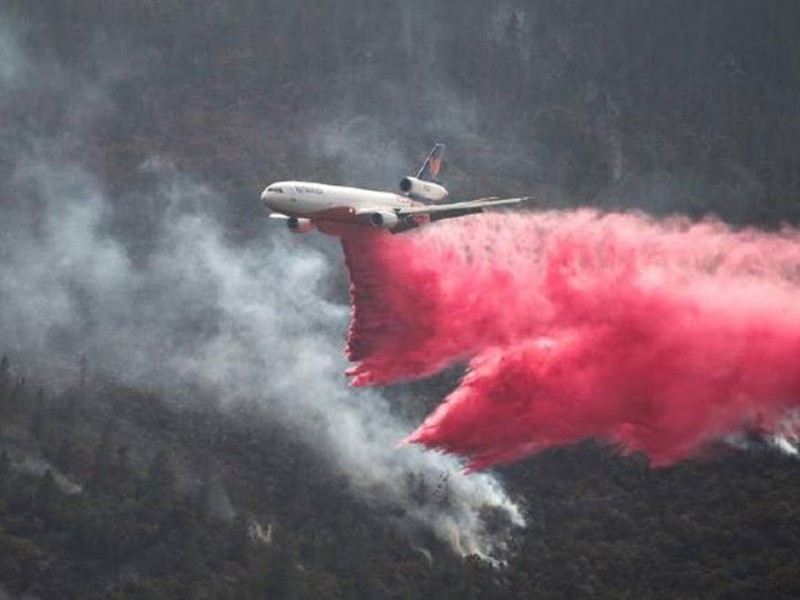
295, 185, 324, 194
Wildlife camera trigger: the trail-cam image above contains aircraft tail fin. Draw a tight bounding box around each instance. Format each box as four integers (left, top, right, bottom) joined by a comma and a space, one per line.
416, 143, 446, 182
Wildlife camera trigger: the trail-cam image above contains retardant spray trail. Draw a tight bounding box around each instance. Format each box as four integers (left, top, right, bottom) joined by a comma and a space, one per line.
341, 211, 800, 470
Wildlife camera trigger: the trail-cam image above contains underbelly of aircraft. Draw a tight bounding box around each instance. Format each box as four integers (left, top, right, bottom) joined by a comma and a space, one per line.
296, 205, 359, 221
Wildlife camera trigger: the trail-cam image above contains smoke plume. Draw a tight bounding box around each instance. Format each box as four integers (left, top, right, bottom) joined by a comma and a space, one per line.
342, 212, 800, 470
0, 17, 523, 559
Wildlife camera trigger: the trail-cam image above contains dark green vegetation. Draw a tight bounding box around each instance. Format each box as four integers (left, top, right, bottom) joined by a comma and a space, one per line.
8, 1, 800, 227
2, 357, 800, 599
4, 1, 800, 598
1, 357, 493, 599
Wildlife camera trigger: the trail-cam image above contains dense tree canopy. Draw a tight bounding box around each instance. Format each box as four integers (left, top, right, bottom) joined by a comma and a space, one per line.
3, 1, 800, 598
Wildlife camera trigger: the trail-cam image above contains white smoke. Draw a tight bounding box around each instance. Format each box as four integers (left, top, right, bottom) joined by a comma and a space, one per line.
2, 158, 525, 556
770, 410, 800, 458
0, 18, 524, 558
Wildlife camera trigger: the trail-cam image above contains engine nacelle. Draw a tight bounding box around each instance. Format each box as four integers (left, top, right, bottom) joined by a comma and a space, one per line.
399, 177, 449, 202
287, 216, 315, 233
369, 211, 400, 229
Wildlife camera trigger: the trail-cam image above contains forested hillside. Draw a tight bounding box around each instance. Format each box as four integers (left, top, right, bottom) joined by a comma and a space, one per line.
3, 2, 800, 598
8, 1, 800, 225
3, 355, 800, 598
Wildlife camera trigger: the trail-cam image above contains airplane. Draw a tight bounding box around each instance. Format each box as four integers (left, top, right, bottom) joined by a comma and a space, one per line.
260, 143, 531, 234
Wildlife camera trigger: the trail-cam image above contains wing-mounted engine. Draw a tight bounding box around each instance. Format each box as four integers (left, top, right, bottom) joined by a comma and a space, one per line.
287, 216, 315, 233
399, 177, 449, 203
368, 211, 400, 229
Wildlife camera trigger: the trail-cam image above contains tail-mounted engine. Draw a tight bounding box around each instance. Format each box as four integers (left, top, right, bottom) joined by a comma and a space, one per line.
399, 177, 449, 203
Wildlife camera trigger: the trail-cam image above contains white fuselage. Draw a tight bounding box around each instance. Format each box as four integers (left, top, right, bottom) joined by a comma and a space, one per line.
260, 181, 420, 220
259, 146, 530, 235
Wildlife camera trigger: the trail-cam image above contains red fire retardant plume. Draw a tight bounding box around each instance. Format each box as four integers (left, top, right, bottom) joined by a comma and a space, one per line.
340, 211, 800, 470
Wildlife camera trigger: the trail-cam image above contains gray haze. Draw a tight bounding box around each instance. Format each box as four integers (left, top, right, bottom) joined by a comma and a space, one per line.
0, 14, 523, 557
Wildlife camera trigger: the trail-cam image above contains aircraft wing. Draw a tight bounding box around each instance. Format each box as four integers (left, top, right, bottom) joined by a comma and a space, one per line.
379, 196, 532, 233
398, 196, 531, 219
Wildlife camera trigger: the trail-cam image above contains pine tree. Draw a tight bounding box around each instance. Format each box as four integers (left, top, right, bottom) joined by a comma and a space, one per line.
34, 469, 60, 520
54, 438, 74, 474
0, 355, 10, 395
0, 449, 11, 497
88, 421, 115, 494
139, 449, 176, 518
110, 445, 136, 499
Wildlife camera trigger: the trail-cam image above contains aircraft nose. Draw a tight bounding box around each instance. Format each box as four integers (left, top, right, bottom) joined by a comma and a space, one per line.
260, 188, 269, 204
